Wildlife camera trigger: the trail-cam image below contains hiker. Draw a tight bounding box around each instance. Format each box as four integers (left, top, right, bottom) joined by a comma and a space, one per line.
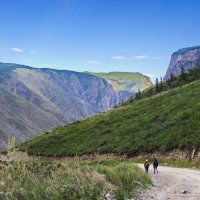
144, 159, 150, 173
153, 158, 159, 174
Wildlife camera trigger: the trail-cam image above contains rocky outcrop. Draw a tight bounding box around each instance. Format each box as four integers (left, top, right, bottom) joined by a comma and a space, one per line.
164, 46, 200, 80
0, 62, 151, 149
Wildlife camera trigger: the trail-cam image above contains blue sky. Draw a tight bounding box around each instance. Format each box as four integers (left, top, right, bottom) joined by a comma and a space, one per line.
0, 0, 200, 81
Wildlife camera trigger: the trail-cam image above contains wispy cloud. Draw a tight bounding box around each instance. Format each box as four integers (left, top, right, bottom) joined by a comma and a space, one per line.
11, 47, 23, 53
29, 50, 37, 54
132, 55, 150, 60
86, 60, 101, 64
111, 56, 126, 60
112, 54, 164, 61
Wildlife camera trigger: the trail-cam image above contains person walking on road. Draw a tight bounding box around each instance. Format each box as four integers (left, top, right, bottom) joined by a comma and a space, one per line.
153, 158, 159, 174
144, 159, 150, 173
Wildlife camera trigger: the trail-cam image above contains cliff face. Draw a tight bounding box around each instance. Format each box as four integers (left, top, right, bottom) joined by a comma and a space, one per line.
0, 62, 151, 149
164, 46, 200, 80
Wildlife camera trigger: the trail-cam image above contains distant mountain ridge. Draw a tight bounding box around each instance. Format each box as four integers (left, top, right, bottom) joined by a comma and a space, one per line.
0, 62, 152, 149
85, 71, 152, 94
164, 46, 200, 80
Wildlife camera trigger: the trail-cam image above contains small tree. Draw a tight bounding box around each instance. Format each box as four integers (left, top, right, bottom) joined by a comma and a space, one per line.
160, 77, 163, 91
135, 92, 138, 100
138, 88, 141, 99
170, 73, 174, 82
155, 78, 159, 93
149, 87, 153, 96
135, 88, 141, 100
180, 65, 186, 81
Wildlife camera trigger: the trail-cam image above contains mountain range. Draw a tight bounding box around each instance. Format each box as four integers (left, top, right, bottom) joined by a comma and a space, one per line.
21, 66, 200, 158
2, 45, 200, 151
20, 45, 200, 159
0, 62, 152, 149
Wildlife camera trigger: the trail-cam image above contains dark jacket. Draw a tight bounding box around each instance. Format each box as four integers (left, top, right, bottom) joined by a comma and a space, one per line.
153, 159, 158, 167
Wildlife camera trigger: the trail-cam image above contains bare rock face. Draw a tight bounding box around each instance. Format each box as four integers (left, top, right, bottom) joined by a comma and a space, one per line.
164, 46, 200, 80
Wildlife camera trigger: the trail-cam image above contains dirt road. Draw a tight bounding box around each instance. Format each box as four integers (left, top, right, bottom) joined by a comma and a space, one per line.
137, 164, 200, 200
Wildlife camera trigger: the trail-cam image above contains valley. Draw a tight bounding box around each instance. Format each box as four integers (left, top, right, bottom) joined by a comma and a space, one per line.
0, 62, 151, 149
1, 0, 200, 199
1, 45, 200, 200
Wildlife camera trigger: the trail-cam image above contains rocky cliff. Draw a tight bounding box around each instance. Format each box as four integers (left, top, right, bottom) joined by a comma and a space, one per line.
164, 46, 200, 80
0, 62, 152, 149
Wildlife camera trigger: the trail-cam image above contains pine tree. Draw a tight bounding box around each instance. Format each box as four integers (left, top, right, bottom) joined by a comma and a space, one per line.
180, 65, 185, 81
170, 73, 174, 82
160, 77, 163, 91
155, 78, 159, 93
135, 92, 138, 100
138, 88, 141, 99
167, 78, 171, 87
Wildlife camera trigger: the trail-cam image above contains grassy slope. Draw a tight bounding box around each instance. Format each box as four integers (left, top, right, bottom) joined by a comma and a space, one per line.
85, 72, 152, 93
20, 80, 200, 156
116, 65, 200, 108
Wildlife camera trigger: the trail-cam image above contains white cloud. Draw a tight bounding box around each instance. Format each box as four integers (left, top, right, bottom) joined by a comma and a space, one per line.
132, 55, 150, 60
11, 48, 23, 53
86, 60, 101, 64
112, 54, 164, 61
111, 56, 126, 60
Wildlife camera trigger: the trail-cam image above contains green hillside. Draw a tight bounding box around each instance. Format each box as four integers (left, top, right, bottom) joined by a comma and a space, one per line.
116, 64, 200, 108
85, 72, 152, 93
20, 78, 200, 157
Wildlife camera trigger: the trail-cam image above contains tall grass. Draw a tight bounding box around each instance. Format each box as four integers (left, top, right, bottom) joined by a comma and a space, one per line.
0, 142, 151, 200
0, 139, 109, 200
0, 159, 109, 200
82, 157, 152, 199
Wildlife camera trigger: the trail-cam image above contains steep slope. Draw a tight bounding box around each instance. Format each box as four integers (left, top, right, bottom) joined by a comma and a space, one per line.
164, 46, 200, 80
86, 72, 152, 99
0, 86, 61, 149
21, 79, 200, 157
0, 62, 151, 149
